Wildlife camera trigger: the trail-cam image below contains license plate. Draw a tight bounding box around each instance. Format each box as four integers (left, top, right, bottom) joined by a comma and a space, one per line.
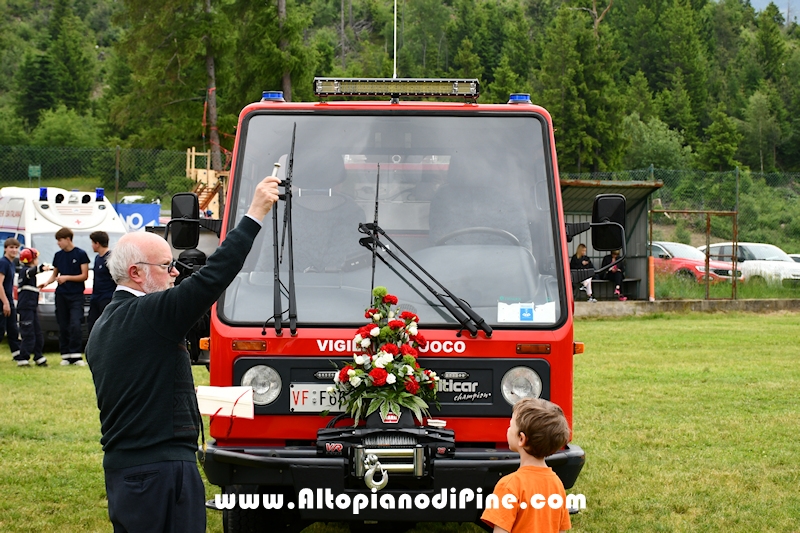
289, 383, 344, 412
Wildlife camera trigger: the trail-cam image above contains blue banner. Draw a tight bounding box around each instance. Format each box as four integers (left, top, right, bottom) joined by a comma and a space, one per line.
113, 204, 161, 232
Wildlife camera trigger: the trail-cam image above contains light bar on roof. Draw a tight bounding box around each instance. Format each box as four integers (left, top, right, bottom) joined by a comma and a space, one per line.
313, 78, 480, 98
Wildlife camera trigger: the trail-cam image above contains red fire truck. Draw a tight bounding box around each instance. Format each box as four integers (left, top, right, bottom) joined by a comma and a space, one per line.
168, 78, 626, 532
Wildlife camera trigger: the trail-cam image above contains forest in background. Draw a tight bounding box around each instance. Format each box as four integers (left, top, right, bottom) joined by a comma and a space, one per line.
1, 0, 800, 251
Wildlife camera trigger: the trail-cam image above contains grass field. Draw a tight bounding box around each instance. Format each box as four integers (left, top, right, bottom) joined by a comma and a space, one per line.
1, 312, 799, 532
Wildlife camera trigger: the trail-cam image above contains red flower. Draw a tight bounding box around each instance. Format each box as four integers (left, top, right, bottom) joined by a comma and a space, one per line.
365, 308, 379, 319
369, 367, 388, 386
383, 294, 398, 305
415, 362, 420, 369
388, 320, 405, 329
381, 343, 399, 355
357, 324, 375, 337
412, 334, 427, 348
400, 344, 418, 358
404, 376, 420, 395
338, 366, 352, 383
399, 310, 419, 322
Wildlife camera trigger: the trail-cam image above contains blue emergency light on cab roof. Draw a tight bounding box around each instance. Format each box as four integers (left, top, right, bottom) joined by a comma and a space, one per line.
96, 187, 104, 202
508, 93, 532, 104
261, 91, 286, 102
39, 187, 47, 202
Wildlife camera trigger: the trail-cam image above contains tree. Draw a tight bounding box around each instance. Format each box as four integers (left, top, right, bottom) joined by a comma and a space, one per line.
656, 1, 708, 139
621, 113, 694, 170
739, 90, 781, 172
624, 71, 656, 122
656, 69, 699, 145
15, 50, 59, 129
50, 11, 96, 113
225, 0, 317, 111
108, 0, 235, 150
755, 2, 786, 82
30, 105, 102, 147
0, 106, 29, 146
449, 38, 483, 80
485, 55, 521, 104
696, 103, 742, 171
536, 7, 624, 172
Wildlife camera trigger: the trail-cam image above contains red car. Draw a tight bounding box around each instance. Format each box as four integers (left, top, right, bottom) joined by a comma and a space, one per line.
652, 241, 741, 282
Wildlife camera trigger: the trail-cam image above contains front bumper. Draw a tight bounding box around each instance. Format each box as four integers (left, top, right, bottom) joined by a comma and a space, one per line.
38, 302, 89, 344
199, 441, 585, 522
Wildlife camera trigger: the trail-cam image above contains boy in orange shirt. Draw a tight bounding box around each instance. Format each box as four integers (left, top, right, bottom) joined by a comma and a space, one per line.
481, 398, 572, 533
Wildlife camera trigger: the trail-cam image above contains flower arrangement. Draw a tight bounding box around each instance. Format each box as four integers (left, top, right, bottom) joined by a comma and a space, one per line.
331, 286, 439, 424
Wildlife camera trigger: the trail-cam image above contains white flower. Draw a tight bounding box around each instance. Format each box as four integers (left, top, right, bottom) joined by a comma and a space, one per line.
327, 386, 335, 394
348, 369, 356, 377
350, 375, 363, 387
372, 313, 382, 322
354, 354, 368, 365
354, 334, 363, 344
388, 311, 395, 318
333, 372, 340, 383
386, 373, 397, 385
370, 327, 380, 337
360, 338, 371, 348
429, 371, 438, 380
406, 323, 418, 336
374, 352, 393, 369
403, 365, 414, 376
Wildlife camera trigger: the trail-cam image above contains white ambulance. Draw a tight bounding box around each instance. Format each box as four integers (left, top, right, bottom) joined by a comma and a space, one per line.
0, 187, 127, 345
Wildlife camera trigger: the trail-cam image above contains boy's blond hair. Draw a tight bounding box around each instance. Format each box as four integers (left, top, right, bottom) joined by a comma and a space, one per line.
512, 398, 571, 459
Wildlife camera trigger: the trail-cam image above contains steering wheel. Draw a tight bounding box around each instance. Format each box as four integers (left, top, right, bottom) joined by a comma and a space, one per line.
435, 226, 521, 246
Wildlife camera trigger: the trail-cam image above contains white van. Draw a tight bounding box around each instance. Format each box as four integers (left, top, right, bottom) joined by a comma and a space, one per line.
0, 186, 128, 345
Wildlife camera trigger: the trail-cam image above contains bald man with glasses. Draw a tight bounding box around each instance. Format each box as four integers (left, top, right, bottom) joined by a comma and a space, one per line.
86, 175, 280, 533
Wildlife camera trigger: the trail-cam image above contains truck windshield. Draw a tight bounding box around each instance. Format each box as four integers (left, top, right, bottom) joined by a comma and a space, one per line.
222, 111, 564, 329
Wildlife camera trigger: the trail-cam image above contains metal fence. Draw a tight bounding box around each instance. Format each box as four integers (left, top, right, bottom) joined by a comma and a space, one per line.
0, 146, 199, 204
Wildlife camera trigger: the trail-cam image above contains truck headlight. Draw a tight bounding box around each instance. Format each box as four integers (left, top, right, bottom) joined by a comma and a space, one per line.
501, 366, 542, 405
241, 365, 282, 405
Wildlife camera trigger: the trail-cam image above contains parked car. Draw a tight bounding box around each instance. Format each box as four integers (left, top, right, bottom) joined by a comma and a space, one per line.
789, 253, 800, 263
651, 241, 741, 282
698, 242, 800, 287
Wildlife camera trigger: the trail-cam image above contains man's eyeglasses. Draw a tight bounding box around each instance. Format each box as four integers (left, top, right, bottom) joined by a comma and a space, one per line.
136, 259, 178, 273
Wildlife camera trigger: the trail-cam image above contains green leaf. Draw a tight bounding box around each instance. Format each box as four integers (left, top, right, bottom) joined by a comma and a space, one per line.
366, 399, 382, 417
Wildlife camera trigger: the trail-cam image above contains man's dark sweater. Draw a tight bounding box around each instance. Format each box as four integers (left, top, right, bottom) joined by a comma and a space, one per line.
86, 216, 261, 470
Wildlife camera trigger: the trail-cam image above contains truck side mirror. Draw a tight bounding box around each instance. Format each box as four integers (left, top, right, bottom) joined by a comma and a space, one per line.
168, 193, 200, 249
591, 194, 626, 251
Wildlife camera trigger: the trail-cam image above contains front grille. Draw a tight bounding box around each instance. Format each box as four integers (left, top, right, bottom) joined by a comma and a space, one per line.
363, 434, 418, 447
712, 268, 730, 277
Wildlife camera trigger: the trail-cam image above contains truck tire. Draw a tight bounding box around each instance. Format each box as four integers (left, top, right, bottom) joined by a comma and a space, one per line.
224, 506, 265, 533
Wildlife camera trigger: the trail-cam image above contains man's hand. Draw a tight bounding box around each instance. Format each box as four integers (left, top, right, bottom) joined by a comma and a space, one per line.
2, 301, 9, 317
246, 175, 281, 220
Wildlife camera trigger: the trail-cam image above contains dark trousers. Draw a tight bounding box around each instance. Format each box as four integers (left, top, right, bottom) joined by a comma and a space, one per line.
104, 460, 206, 533
0, 299, 20, 353
605, 270, 624, 289
55, 292, 84, 357
17, 308, 44, 362
87, 297, 112, 337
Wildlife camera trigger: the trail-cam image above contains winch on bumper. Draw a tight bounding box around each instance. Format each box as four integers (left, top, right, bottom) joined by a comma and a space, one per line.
200, 425, 584, 523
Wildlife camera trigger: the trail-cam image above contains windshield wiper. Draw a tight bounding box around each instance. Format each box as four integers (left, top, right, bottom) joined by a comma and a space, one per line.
272, 123, 298, 336
358, 222, 492, 338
